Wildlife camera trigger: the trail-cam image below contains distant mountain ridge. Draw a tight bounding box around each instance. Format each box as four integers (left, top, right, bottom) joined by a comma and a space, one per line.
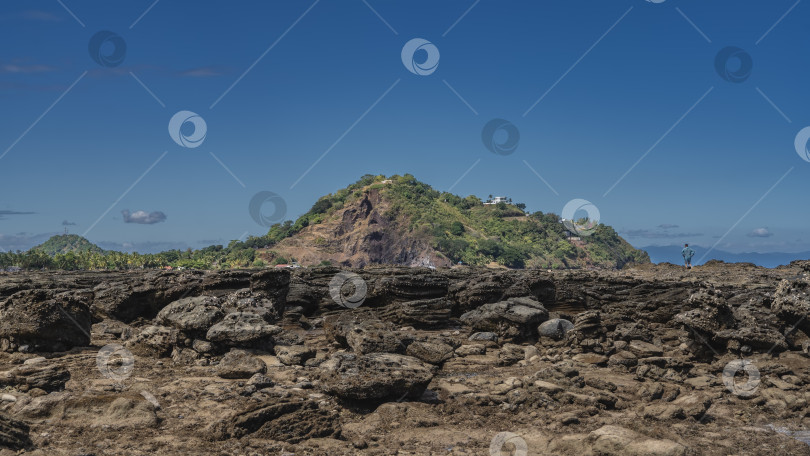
641, 244, 810, 268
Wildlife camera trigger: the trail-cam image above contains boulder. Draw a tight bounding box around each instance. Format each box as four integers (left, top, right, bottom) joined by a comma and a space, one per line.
205, 312, 281, 345
498, 344, 526, 366
455, 344, 487, 356
249, 269, 290, 313
216, 350, 267, 379
460, 297, 549, 341
538, 318, 574, 340
0, 289, 91, 351
156, 296, 223, 334
274, 345, 316, 366
125, 325, 178, 358
208, 398, 339, 443
405, 340, 454, 365
324, 313, 403, 355
0, 361, 70, 392
319, 353, 434, 401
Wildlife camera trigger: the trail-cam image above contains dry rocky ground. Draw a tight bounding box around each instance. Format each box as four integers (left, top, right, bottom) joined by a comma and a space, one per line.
0, 261, 809, 455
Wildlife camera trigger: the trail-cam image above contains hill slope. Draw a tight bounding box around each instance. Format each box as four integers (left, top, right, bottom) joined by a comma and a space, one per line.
34, 234, 104, 256
254, 174, 649, 269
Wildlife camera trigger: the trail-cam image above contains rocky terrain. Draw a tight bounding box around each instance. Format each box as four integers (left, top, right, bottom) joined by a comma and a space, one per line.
0, 261, 809, 455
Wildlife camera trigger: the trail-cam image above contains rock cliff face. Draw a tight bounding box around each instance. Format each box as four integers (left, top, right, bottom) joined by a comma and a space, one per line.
0, 261, 809, 454
263, 189, 448, 268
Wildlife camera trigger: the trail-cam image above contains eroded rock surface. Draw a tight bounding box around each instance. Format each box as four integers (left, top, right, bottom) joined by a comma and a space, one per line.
0, 263, 808, 455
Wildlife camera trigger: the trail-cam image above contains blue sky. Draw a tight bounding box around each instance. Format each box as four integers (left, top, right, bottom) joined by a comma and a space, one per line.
1, 0, 809, 256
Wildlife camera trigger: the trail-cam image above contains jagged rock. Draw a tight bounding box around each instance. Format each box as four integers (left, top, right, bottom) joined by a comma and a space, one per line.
498, 344, 525, 366
450, 270, 554, 313
208, 398, 339, 443
205, 312, 281, 346
156, 296, 224, 334
454, 344, 486, 356
319, 352, 433, 401
0, 413, 32, 450
0, 289, 91, 351
469, 332, 498, 342
538, 318, 574, 340
772, 278, 810, 334
376, 298, 452, 328
216, 350, 267, 379
192, 339, 214, 354
324, 313, 403, 355
274, 345, 316, 366
171, 347, 200, 365
572, 310, 602, 334
248, 269, 290, 316
125, 325, 178, 358
460, 297, 549, 341
246, 373, 274, 389
0, 362, 70, 392
643, 393, 711, 420
715, 326, 787, 352
405, 340, 454, 365
628, 340, 664, 357
91, 270, 203, 322
608, 350, 638, 368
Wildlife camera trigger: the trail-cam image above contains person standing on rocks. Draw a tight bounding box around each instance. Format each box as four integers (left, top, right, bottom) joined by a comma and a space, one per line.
682, 243, 695, 269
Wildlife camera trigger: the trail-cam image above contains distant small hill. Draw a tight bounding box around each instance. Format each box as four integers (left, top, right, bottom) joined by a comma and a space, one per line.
34, 235, 104, 256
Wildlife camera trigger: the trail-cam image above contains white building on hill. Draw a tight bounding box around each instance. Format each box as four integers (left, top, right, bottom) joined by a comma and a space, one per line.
484, 196, 509, 205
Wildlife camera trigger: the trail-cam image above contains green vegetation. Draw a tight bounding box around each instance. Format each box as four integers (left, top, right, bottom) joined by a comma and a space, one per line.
0, 174, 649, 271
35, 234, 104, 256
366, 174, 648, 269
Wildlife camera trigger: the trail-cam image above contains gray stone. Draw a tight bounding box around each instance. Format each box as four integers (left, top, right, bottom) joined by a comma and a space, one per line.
319, 353, 433, 401
216, 350, 267, 379
156, 296, 223, 333
275, 345, 316, 366
538, 318, 574, 340
125, 325, 178, 358
206, 312, 281, 345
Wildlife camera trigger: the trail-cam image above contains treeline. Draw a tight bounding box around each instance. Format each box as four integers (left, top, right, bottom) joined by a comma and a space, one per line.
0, 241, 268, 271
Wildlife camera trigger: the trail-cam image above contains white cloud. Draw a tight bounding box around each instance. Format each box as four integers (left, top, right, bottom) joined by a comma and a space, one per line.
121, 210, 167, 225
748, 228, 773, 238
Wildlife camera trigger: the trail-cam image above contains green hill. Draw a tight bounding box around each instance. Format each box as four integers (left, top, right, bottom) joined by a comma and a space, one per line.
250, 174, 650, 269
34, 234, 104, 256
